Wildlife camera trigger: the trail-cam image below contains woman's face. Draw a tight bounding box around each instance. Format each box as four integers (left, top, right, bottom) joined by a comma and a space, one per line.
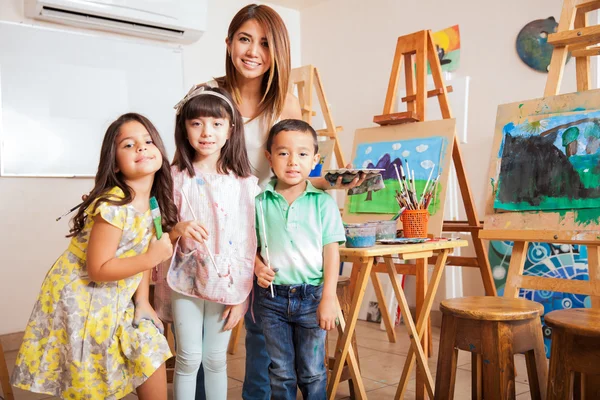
227, 19, 271, 81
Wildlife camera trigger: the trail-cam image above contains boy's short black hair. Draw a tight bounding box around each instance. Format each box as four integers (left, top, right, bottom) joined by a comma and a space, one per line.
266, 119, 319, 154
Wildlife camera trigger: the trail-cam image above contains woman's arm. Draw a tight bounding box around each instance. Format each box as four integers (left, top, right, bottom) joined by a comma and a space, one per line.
87, 215, 173, 282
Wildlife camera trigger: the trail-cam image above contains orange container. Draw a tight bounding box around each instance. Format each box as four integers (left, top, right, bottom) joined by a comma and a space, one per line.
400, 209, 429, 238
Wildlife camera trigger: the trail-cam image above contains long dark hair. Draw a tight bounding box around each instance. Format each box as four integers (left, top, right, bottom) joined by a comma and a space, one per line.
68, 113, 178, 237
218, 4, 291, 127
172, 86, 252, 178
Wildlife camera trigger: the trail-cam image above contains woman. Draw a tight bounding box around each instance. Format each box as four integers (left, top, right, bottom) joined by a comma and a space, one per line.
168, 4, 363, 399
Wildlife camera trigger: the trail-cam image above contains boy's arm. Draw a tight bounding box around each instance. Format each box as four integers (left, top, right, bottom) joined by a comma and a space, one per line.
318, 242, 340, 331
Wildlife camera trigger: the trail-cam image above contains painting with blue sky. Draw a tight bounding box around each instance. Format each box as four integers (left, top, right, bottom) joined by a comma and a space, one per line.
348, 136, 449, 214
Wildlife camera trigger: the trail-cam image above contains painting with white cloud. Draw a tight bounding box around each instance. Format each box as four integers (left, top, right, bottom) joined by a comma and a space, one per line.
343, 119, 456, 236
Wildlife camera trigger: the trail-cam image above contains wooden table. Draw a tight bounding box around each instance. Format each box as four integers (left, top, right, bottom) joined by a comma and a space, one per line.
327, 240, 468, 400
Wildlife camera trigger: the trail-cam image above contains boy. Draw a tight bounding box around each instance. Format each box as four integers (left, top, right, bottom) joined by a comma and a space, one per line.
254, 119, 345, 399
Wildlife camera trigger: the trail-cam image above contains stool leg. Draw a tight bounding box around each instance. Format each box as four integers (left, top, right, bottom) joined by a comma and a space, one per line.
481, 321, 516, 400
434, 313, 458, 400
524, 319, 548, 400
547, 328, 572, 400
471, 353, 482, 400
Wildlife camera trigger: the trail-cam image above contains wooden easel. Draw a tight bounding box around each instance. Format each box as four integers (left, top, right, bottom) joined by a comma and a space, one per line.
374, 29, 496, 298
289, 64, 347, 168
480, 0, 600, 307
343, 29, 493, 400
480, 1, 600, 395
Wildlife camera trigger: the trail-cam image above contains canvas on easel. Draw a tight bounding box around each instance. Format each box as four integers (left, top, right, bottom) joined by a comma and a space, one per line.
342, 119, 456, 237
486, 90, 600, 237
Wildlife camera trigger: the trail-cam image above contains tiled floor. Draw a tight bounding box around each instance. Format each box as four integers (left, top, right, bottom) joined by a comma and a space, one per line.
2, 320, 538, 399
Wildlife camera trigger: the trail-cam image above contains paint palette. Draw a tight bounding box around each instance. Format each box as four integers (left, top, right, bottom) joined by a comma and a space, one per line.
379, 238, 429, 244
324, 169, 385, 195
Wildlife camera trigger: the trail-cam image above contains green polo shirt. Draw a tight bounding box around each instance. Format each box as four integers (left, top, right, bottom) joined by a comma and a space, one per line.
255, 179, 346, 285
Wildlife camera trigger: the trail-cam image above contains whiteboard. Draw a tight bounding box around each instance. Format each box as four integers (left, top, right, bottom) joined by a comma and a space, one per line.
0, 22, 183, 177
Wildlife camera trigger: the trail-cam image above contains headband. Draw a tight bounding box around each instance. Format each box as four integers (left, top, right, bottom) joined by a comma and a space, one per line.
173, 84, 236, 117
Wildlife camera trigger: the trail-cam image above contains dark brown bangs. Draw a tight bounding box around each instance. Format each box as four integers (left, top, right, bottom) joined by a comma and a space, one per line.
182, 94, 232, 122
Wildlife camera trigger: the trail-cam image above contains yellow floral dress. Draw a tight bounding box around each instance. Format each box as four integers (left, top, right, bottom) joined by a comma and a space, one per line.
11, 187, 172, 399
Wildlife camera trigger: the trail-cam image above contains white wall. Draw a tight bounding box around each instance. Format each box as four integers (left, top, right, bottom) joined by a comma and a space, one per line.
300, 0, 586, 298
0, 0, 300, 335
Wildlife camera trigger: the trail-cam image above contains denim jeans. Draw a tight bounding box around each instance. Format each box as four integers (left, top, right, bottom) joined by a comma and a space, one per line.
256, 283, 327, 400
242, 280, 272, 400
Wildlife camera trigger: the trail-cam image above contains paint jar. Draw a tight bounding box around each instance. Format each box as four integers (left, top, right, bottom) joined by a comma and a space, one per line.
344, 223, 377, 248
370, 220, 398, 241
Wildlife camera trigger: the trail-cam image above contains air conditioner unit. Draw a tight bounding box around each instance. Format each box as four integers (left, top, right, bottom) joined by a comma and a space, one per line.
25, 0, 207, 44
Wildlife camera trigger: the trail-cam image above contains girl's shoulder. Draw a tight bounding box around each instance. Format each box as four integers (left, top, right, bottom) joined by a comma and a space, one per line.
84, 186, 129, 230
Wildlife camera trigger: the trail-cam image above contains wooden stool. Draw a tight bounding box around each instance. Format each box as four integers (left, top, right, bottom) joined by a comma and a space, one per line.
326, 276, 360, 398
434, 296, 547, 400
545, 308, 600, 400
0, 341, 15, 400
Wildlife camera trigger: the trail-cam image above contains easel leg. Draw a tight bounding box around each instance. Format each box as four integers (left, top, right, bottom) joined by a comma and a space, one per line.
415, 257, 429, 399
544, 0, 577, 96
394, 250, 450, 400
587, 245, 600, 308
327, 258, 374, 399
503, 241, 529, 298
371, 268, 397, 343
334, 298, 367, 399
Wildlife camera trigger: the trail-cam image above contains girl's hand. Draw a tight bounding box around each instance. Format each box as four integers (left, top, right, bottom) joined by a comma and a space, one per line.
255, 257, 276, 288
174, 221, 209, 243
147, 234, 173, 265
133, 301, 165, 334
317, 295, 337, 331
222, 303, 245, 331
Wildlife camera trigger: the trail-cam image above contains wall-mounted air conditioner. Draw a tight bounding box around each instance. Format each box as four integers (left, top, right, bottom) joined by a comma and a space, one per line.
25, 0, 207, 44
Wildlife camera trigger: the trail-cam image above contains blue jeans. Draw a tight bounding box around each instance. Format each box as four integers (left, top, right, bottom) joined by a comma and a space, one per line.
242, 280, 272, 400
256, 284, 327, 400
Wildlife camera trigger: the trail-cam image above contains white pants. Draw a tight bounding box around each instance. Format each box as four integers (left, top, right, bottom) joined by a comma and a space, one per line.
171, 291, 232, 400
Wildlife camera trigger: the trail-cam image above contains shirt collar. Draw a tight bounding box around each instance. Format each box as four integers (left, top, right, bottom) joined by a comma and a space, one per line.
264, 179, 323, 196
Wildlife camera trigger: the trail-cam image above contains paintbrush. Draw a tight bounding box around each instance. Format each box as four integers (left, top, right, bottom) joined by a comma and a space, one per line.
180, 189, 224, 278
56, 201, 84, 221
420, 165, 435, 207
394, 164, 412, 209
258, 199, 276, 298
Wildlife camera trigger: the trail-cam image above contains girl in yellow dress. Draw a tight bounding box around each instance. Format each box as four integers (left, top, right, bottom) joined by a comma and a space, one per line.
11, 113, 179, 399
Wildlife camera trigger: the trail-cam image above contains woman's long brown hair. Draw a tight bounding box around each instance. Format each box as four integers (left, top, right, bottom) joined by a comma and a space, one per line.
68, 113, 178, 237
217, 4, 291, 128
172, 87, 251, 178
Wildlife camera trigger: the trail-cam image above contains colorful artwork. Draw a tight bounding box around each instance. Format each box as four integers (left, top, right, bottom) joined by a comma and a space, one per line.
348, 136, 447, 214
495, 110, 600, 212
429, 25, 460, 74
516, 17, 571, 73
343, 119, 456, 236
489, 240, 591, 357
485, 91, 600, 236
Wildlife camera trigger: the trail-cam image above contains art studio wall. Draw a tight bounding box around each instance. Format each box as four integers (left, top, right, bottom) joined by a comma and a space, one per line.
299, 0, 591, 301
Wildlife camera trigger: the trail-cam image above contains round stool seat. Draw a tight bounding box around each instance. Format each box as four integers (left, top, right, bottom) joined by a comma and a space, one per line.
545, 308, 600, 337
440, 296, 543, 321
